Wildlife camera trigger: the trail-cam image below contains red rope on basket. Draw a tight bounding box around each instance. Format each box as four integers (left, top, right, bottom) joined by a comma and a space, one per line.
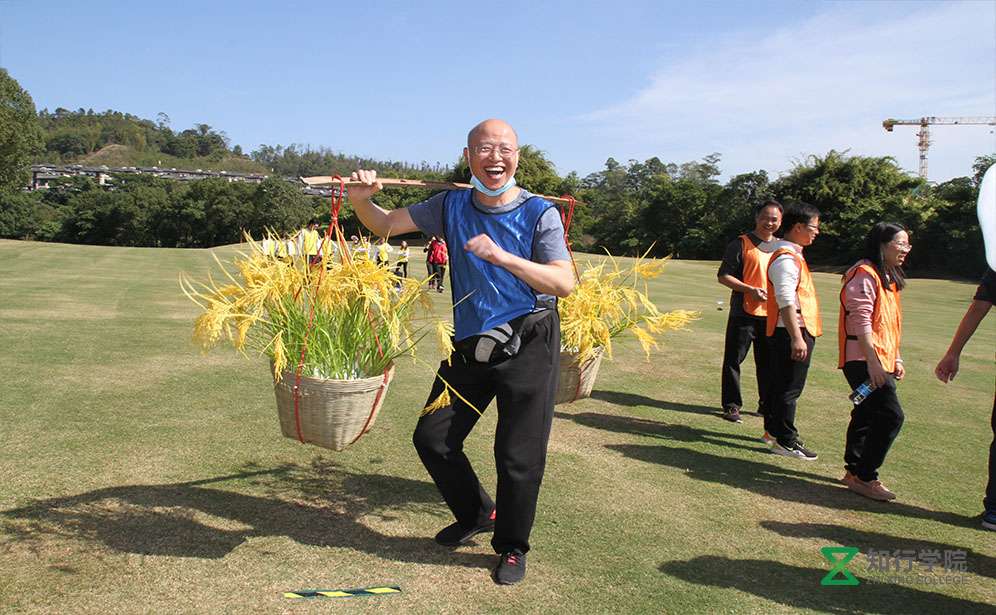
290, 176, 346, 443
559, 193, 584, 402
291, 176, 390, 446
559, 194, 580, 282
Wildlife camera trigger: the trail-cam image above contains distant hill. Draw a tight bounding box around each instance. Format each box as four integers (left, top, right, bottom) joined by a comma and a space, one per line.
34, 107, 451, 180
79, 144, 268, 174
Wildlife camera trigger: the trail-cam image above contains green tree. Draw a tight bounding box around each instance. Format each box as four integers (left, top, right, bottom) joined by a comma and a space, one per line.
0, 69, 44, 190
772, 150, 936, 266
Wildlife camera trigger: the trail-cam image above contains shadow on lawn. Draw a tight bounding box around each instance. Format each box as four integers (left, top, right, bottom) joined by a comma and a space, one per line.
555, 410, 789, 457
760, 520, 996, 581
557, 409, 973, 527
0, 460, 493, 569
590, 389, 718, 417
659, 556, 993, 615
607, 442, 972, 527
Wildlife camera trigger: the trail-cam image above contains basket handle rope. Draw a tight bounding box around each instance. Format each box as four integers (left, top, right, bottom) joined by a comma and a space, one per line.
290, 176, 390, 446
558, 194, 581, 282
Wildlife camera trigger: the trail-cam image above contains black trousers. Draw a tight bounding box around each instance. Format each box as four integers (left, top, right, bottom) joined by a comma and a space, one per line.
430, 264, 447, 289
720, 313, 771, 412
841, 361, 904, 482
393, 261, 408, 278
413, 311, 560, 554
764, 328, 815, 446
986, 395, 996, 513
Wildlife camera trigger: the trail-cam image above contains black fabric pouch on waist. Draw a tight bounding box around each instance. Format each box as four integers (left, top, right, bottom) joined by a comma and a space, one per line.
454, 310, 553, 365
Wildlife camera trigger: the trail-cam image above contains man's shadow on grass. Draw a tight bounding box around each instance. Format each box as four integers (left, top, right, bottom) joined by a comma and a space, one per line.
0, 460, 493, 569
659, 556, 993, 615
760, 520, 996, 580
590, 389, 718, 418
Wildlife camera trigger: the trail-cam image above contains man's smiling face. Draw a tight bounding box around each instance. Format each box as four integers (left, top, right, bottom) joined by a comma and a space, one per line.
465, 119, 519, 191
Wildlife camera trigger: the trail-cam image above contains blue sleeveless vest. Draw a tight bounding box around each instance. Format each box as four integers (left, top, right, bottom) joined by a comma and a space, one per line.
443, 189, 554, 341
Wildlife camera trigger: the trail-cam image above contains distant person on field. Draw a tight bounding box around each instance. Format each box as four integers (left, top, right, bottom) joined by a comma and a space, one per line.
425, 236, 439, 287
762, 202, 823, 461
935, 267, 996, 530
428, 236, 448, 293
717, 199, 782, 423
394, 240, 410, 278
301, 219, 322, 266
838, 223, 910, 501
376, 237, 393, 267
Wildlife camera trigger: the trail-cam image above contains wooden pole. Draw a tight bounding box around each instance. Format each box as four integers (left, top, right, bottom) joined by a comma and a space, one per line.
300, 176, 582, 206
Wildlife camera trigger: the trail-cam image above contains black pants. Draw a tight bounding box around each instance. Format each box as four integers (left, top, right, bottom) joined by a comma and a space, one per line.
764, 328, 815, 446
841, 361, 904, 482
720, 313, 771, 412
394, 261, 408, 278
430, 264, 447, 290
986, 395, 996, 513
413, 311, 560, 554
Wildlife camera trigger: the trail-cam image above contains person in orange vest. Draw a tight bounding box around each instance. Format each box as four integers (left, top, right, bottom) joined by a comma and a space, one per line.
717, 199, 783, 423
762, 202, 822, 460
838, 223, 910, 500
935, 266, 996, 529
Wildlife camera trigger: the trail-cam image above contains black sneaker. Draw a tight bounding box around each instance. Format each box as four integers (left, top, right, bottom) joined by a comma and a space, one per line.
434, 511, 496, 546
492, 550, 527, 585
721, 407, 742, 423
772, 439, 818, 461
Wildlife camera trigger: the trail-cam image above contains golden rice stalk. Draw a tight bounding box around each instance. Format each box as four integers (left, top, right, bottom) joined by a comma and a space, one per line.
422, 387, 451, 415
559, 253, 699, 363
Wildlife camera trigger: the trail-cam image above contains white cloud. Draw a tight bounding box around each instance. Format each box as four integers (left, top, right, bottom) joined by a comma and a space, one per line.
571, 1, 996, 182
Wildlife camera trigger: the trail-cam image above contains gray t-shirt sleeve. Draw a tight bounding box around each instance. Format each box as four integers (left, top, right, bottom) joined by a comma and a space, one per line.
532, 206, 570, 263
406, 191, 447, 239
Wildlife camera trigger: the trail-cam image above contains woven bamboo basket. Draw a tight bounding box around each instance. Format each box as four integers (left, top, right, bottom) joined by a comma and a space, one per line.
273, 365, 395, 451
555, 347, 604, 405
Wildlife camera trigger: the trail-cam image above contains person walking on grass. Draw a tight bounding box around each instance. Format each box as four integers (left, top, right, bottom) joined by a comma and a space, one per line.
394, 240, 410, 278
424, 236, 438, 287
376, 237, 392, 268
717, 199, 783, 423
428, 236, 448, 293
838, 223, 910, 501
301, 219, 322, 266
935, 267, 996, 530
347, 119, 575, 585
762, 202, 823, 460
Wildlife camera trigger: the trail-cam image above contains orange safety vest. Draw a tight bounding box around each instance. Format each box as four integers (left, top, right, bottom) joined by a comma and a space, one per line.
837, 262, 902, 372
766, 247, 823, 337
740, 234, 771, 317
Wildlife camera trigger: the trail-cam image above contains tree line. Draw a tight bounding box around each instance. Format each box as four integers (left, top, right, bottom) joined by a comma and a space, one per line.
0, 68, 991, 276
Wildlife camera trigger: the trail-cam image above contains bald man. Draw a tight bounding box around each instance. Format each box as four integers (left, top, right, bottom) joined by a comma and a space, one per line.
348, 119, 575, 585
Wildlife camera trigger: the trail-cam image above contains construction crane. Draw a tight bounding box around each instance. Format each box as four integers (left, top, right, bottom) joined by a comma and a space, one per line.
882, 116, 996, 179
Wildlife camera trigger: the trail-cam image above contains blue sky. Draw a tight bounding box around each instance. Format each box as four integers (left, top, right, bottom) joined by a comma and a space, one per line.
2, 0, 994, 182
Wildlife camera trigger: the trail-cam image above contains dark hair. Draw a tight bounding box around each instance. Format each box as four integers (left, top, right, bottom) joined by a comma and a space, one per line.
308, 218, 319, 226
752, 198, 783, 219
775, 202, 820, 238
861, 222, 907, 291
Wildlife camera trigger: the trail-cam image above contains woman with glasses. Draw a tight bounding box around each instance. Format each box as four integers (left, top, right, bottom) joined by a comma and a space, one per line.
838, 222, 910, 501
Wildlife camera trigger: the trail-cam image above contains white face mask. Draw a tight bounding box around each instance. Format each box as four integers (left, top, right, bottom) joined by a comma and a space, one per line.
470, 173, 516, 197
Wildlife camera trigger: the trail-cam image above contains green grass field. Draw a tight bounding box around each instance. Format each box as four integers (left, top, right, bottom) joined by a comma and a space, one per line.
1, 239, 994, 614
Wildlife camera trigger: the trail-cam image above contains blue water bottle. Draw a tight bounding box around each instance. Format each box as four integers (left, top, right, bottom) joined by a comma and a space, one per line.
848, 380, 876, 405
